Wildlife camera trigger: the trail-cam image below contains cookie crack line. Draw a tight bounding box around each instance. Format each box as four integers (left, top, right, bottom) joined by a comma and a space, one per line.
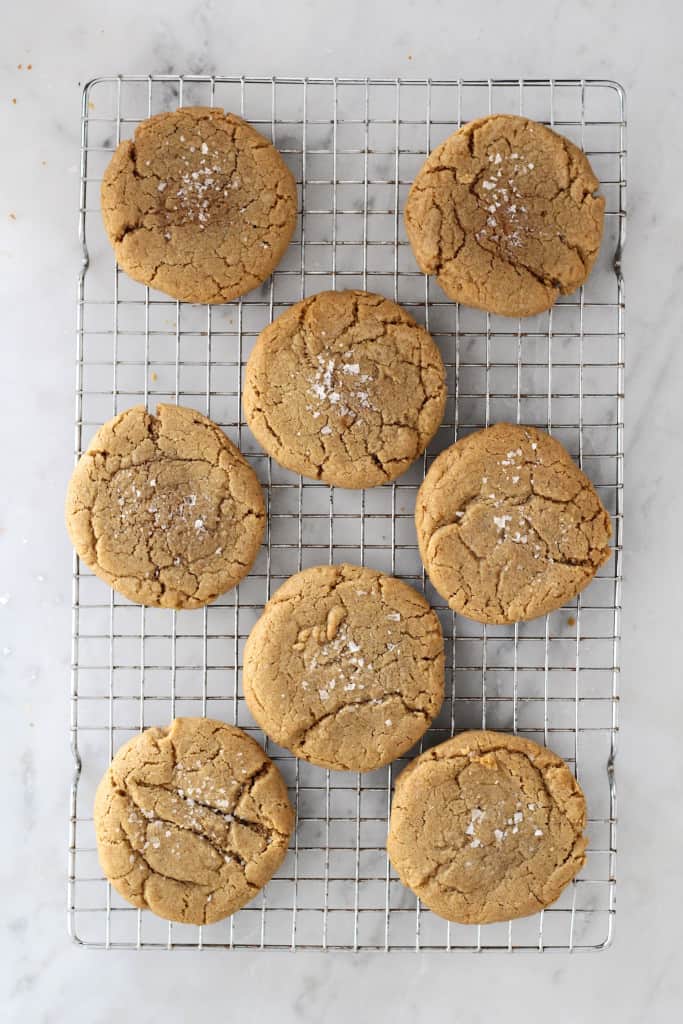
413, 161, 546, 285
428, 507, 607, 571
101, 107, 297, 304
119, 835, 255, 902
242, 564, 445, 772
424, 830, 586, 912
248, 352, 441, 452
243, 290, 446, 488
405, 114, 604, 316
389, 735, 586, 923
417, 425, 611, 622
132, 774, 290, 843
119, 784, 253, 871
416, 792, 583, 892
95, 720, 294, 925
293, 692, 430, 749
66, 405, 265, 609
162, 727, 283, 823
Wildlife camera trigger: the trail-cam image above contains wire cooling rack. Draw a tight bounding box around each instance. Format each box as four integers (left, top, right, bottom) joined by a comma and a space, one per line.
69, 76, 625, 952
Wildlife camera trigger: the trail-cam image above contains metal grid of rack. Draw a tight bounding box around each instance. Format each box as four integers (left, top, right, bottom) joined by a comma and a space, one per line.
69, 76, 625, 951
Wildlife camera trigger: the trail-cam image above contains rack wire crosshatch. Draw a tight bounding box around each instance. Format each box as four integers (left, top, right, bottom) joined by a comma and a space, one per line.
69, 76, 625, 952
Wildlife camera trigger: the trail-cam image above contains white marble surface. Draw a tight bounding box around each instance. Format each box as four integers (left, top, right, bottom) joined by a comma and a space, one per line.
1, 0, 682, 1019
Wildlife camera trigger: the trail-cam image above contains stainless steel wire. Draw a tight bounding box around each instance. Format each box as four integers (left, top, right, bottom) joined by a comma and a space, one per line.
69, 76, 625, 951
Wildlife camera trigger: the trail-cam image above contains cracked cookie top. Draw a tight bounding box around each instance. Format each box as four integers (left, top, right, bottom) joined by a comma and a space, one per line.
387, 730, 587, 924
101, 107, 297, 303
243, 290, 447, 488
94, 718, 294, 924
243, 564, 445, 772
404, 114, 605, 318
65, 404, 265, 609
416, 424, 611, 624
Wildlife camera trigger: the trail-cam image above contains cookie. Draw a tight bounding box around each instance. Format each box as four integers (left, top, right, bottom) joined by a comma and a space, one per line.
387, 730, 587, 924
243, 290, 446, 488
243, 564, 445, 772
94, 718, 294, 924
101, 107, 297, 303
404, 114, 605, 317
416, 423, 611, 624
65, 404, 265, 608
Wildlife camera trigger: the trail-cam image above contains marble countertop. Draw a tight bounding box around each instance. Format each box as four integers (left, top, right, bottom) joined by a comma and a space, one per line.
1, 0, 680, 1020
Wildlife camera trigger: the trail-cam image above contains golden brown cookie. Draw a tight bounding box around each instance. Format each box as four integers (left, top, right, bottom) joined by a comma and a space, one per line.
94, 718, 294, 925
101, 107, 297, 303
387, 730, 587, 924
404, 114, 605, 317
65, 404, 265, 608
243, 564, 445, 772
416, 424, 611, 624
243, 290, 446, 488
